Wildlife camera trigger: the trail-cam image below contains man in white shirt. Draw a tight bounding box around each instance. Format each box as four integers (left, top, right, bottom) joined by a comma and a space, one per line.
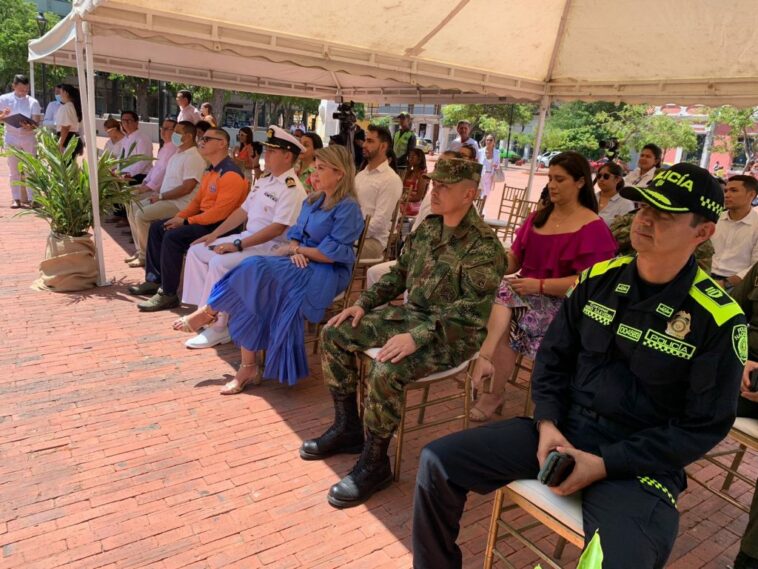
119, 110, 154, 183
0, 74, 42, 208
131, 118, 178, 198
125, 121, 206, 267
448, 120, 479, 153
180, 125, 306, 348
42, 84, 63, 129
355, 125, 403, 259
176, 90, 202, 125
711, 175, 758, 288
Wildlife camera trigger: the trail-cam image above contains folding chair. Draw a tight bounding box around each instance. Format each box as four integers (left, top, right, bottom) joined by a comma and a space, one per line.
357, 349, 479, 481
506, 355, 535, 417
500, 198, 539, 245
685, 416, 758, 513
498, 185, 528, 223
484, 480, 584, 569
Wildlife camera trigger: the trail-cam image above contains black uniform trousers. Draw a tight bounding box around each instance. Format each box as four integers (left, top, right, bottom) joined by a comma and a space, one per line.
412, 411, 680, 569
737, 397, 758, 560
145, 219, 222, 296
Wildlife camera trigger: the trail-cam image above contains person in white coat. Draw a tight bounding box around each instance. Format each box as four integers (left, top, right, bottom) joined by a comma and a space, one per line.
179, 126, 306, 348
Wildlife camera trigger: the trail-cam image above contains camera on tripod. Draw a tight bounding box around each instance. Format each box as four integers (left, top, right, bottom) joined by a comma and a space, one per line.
332, 101, 357, 125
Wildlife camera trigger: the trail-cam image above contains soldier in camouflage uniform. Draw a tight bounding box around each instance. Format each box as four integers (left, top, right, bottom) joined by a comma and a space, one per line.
611, 209, 715, 272
299, 158, 507, 509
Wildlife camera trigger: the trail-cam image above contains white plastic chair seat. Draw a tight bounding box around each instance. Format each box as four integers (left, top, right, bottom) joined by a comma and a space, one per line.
484, 218, 510, 229
506, 479, 584, 537
362, 349, 477, 382
733, 417, 758, 440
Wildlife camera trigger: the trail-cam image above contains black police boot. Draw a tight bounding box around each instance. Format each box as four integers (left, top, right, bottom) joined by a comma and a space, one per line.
299, 390, 364, 460
326, 431, 393, 509
734, 551, 758, 569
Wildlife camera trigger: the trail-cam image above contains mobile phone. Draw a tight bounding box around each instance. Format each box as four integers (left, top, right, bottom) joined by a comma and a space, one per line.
538, 450, 575, 487
750, 369, 758, 392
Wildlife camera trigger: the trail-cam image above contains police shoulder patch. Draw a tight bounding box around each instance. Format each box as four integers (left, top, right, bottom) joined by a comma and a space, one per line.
689, 269, 744, 326
285, 176, 297, 188
733, 324, 748, 365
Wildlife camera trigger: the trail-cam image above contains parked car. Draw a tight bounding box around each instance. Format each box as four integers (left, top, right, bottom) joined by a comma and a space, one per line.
416, 138, 433, 154
537, 151, 560, 167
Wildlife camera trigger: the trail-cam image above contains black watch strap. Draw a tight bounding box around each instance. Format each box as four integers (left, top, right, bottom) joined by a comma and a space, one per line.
233, 239, 243, 252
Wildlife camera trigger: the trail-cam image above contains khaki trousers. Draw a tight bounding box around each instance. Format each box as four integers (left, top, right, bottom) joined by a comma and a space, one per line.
127, 198, 181, 259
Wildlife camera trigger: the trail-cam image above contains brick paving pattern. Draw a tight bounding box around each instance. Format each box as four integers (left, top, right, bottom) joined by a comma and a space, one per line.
0, 155, 754, 568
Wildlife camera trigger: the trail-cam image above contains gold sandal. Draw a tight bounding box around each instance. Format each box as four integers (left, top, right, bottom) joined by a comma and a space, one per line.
172, 306, 218, 333
220, 363, 262, 395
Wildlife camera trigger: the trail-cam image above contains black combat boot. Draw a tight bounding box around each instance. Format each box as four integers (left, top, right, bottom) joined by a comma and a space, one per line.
327, 431, 393, 508
299, 390, 364, 460
734, 551, 758, 569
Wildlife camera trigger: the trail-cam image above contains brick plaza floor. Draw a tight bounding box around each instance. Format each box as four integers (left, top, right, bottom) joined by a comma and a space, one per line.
0, 157, 754, 568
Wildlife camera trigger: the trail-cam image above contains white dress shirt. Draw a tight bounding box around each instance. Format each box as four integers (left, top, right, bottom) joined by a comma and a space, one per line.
159, 146, 207, 209
596, 191, 635, 226
355, 160, 403, 248
711, 208, 758, 279
102, 138, 124, 159
142, 142, 177, 191
449, 137, 480, 152
0, 92, 41, 145
54, 102, 79, 134
624, 167, 657, 188
177, 104, 202, 125
42, 100, 61, 129
120, 128, 154, 177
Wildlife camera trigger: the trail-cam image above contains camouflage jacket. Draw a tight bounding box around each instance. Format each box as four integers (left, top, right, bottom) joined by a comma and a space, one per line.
610, 210, 715, 273
355, 206, 507, 353
730, 260, 758, 360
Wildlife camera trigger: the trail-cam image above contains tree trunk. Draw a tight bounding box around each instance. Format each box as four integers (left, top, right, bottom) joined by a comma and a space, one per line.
211, 89, 225, 124
135, 79, 149, 121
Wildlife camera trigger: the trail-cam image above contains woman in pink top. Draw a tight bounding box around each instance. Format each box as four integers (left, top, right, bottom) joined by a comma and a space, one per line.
470, 151, 618, 421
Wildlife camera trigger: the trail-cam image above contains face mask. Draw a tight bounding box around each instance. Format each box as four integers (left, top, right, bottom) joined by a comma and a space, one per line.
171, 133, 183, 146
55, 94, 62, 103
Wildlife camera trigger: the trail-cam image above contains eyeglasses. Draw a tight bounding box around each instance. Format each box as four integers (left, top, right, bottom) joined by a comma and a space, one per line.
598, 173, 616, 180
200, 136, 224, 143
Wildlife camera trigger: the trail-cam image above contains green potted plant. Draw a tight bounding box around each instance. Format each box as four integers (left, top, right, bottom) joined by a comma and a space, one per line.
5, 128, 148, 292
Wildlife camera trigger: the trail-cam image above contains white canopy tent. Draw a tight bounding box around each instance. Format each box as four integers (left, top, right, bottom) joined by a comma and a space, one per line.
27, 0, 758, 284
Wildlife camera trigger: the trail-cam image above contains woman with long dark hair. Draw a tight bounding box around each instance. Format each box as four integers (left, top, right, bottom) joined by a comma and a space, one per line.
296, 132, 324, 193
401, 147, 428, 217
624, 143, 662, 188
232, 126, 260, 183
54, 84, 83, 157
596, 161, 634, 225
469, 151, 617, 421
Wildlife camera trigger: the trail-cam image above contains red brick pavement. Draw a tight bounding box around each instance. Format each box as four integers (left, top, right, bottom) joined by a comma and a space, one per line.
0, 156, 754, 568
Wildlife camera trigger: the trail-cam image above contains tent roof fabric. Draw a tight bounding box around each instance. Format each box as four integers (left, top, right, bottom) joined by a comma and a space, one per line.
29, 0, 758, 106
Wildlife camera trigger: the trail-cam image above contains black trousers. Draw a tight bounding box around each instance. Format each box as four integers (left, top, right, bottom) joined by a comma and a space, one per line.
738, 397, 758, 559
412, 413, 680, 569
145, 219, 221, 295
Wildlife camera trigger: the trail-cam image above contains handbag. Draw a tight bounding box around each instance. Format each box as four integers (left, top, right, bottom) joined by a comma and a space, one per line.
493, 167, 505, 183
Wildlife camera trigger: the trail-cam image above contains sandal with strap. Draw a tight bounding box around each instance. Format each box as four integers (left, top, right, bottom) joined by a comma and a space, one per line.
172, 306, 218, 333
220, 363, 262, 395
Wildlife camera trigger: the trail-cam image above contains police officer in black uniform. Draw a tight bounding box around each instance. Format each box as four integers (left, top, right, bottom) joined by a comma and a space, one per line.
412, 163, 748, 569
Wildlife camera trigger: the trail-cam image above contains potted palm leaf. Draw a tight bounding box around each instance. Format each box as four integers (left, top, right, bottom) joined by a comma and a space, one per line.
5, 128, 148, 291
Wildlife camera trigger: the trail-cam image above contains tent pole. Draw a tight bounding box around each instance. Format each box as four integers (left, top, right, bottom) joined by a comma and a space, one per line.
526, 96, 549, 201
75, 20, 108, 286
29, 61, 35, 102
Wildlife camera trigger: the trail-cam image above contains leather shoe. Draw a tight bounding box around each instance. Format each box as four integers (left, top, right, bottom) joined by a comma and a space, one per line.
185, 327, 232, 349
128, 281, 160, 296
137, 291, 180, 312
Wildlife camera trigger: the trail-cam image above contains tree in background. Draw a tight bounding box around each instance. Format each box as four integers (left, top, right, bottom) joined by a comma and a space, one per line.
0, 0, 66, 94
441, 103, 536, 140
707, 106, 758, 170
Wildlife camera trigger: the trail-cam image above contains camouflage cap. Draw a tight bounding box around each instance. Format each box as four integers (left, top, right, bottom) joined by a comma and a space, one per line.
424, 158, 482, 184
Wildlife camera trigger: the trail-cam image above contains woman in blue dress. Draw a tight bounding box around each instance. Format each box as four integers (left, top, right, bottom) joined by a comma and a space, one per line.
176, 145, 364, 393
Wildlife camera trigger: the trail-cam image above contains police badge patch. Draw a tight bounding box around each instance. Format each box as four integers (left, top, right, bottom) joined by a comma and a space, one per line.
733, 324, 748, 365
665, 311, 691, 340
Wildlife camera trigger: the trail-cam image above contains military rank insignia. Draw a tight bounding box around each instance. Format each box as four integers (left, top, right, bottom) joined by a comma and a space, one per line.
286, 177, 297, 188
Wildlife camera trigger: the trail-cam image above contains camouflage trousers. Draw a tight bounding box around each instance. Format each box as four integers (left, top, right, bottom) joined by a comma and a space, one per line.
321, 310, 457, 439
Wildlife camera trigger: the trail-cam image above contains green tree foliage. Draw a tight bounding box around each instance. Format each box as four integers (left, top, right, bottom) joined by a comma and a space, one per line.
441, 103, 536, 139
0, 0, 64, 90
707, 105, 758, 165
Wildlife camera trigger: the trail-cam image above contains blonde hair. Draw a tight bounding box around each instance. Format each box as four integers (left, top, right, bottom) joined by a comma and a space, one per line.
308, 145, 358, 210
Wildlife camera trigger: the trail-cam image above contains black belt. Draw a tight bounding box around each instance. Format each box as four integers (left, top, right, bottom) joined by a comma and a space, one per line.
711, 273, 729, 280
569, 404, 637, 438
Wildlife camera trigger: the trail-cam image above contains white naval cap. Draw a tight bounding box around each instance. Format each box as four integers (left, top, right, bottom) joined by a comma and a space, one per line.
262, 125, 305, 155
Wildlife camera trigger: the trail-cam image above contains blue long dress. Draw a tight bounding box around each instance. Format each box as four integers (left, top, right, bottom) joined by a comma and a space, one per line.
207, 194, 364, 385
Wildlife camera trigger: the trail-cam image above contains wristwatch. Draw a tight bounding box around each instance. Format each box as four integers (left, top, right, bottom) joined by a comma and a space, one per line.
233, 239, 243, 252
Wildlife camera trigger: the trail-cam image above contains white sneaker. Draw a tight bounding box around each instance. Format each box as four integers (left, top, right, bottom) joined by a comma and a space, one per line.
185, 327, 232, 349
